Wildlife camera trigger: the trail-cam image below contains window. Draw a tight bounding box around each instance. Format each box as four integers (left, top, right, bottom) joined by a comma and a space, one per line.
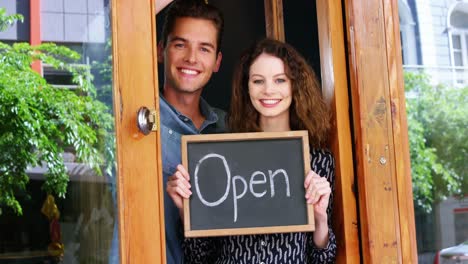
398, 0, 418, 65
43, 63, 80, 89
454, 207, 468, 245
448, 2, 468, 84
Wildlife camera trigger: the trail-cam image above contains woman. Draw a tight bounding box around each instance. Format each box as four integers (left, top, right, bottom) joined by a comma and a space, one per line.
168, 38, 337, 263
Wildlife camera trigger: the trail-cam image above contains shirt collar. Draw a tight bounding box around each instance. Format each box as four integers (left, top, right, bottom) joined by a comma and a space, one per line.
159, 93, 219, 132
199, 96, 218, 124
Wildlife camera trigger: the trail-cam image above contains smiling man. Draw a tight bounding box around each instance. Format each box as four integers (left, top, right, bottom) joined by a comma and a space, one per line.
157, 1, 226, 263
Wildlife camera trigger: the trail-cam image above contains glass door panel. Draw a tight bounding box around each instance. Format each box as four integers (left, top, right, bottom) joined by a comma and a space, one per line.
398, 2, 468, 263
0, 0, 118, 263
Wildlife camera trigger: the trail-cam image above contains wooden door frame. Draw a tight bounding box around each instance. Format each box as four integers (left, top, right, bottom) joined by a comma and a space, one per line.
315, 1, 361, 262
111, 0, 166, 263
266, 0, 417, 263
343, 0, 417, 262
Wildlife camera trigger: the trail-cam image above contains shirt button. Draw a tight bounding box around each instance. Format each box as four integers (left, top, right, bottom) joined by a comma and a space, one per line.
169, 129, 173, 134
261, 241, 266, 246
260, 262, 265, 264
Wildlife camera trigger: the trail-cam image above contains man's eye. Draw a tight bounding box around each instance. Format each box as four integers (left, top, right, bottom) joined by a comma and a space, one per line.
174, 43, 184, 48
200, 47, 211, 53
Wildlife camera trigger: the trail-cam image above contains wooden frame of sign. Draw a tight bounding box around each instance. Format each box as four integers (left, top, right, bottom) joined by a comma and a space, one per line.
181, 130, 314, 237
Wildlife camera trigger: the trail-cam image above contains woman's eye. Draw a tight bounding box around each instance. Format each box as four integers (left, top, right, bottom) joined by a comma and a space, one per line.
275, 78, 286, 84
252, 79, 264, 84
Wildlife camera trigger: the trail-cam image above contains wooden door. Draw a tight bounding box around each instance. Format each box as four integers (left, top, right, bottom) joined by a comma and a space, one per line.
343, 0, 417, 262
0, 0, 163, 263
112, 0, 165, 262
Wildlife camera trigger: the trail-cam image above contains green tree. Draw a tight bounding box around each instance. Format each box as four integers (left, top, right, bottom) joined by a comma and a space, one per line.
405, 72, 467, 212
0, 9, 114, 215
0, 8, 23, 31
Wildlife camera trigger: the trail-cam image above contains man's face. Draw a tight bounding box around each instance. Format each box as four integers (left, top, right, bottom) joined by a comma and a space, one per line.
161, 17, 222, 95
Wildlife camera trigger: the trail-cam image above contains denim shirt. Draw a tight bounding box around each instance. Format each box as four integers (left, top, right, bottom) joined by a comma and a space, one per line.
160, 95, 226, 264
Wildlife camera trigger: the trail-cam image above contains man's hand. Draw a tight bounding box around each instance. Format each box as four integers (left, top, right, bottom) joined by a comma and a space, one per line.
166, 164, 192, 218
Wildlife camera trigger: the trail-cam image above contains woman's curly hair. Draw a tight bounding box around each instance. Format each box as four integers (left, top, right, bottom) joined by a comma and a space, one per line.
228, 38, 330, 148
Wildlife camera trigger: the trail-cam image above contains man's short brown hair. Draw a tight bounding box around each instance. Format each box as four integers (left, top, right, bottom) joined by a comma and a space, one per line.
161, 0, 224, 53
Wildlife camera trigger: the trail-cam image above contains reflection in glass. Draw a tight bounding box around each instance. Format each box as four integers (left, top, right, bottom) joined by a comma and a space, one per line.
398, 1, 468, 263
0, 0, 117, 263
453, 35, 461, 50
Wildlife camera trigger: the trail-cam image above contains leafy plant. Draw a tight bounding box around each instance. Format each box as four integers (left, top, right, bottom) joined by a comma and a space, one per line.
405, 71, 467, 212
0, 9, 114, 215
0, 8, 23, 31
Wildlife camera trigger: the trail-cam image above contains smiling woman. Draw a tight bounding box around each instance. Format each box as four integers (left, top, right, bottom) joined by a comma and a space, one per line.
248, 53, 293, 130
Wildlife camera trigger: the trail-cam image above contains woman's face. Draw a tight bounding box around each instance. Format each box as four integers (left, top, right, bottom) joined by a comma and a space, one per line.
248, 53, 292, 123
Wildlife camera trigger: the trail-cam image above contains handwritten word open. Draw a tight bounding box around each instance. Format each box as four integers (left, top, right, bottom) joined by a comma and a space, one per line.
194, 153, 291, 222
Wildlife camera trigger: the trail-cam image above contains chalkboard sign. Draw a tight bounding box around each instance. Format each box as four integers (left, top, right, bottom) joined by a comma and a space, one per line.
181, 131, 314, 237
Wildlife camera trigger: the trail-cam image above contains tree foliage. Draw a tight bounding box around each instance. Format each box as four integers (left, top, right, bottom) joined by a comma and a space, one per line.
0, 9, 114, 215
0, 8, 23, 32
405, 72, 467, 212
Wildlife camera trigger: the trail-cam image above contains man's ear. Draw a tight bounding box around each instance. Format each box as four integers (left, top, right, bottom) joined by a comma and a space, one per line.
213, 52, 222, 73
157, 41, 165, 63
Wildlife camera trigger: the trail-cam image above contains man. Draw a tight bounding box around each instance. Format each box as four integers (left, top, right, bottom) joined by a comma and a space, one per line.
158, 1, 226, 263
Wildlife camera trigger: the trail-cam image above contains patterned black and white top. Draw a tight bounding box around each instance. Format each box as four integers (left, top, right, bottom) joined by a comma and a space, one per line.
183, 148, 337, 264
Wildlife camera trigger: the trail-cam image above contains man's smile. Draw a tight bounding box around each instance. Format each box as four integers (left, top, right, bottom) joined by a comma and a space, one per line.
179, 68, 200, 76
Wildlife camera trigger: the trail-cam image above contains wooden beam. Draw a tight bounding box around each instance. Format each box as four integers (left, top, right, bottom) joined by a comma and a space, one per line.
384, 1, 418, 263
343, 0, 417, 262
111, 0, 165, 263
30, 0, 42, 74
264, 0, 285, 41
315, 0, 361, 263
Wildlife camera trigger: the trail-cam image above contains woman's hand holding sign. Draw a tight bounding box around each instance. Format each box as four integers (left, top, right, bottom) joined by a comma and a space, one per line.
304, 170, 332, 248
304, 170, 331, 221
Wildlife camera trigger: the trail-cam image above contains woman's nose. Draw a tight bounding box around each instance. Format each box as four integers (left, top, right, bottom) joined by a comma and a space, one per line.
264, 81, 276, 94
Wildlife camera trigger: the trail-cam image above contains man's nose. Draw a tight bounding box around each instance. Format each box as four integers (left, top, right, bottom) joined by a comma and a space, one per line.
184, 47, 197, 64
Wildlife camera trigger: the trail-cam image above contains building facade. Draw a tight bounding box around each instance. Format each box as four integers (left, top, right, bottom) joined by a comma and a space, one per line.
400, 0, 468, 86
0, 0, 109, 82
